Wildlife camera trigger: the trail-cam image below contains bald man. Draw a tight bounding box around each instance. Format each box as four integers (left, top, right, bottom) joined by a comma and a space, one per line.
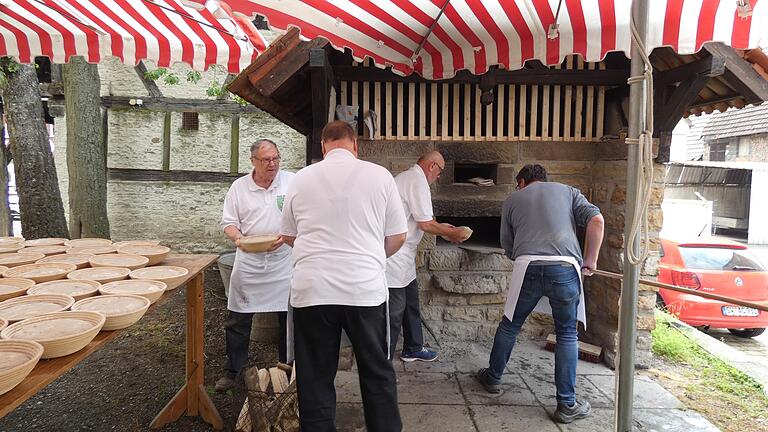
386, 151, 467, 362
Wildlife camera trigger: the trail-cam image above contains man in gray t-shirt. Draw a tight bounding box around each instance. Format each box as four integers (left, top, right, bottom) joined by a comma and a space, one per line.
476, 164, 605, 425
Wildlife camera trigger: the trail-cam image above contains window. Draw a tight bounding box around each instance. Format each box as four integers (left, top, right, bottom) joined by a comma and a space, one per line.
678, 246, 765, 271
709, 141, 726, 161
182, 112, 199, 131
738, 138, 750, 157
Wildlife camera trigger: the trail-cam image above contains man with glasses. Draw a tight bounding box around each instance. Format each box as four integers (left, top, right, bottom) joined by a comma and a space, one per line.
386, 151, 468, 362
216, 139, 294, 392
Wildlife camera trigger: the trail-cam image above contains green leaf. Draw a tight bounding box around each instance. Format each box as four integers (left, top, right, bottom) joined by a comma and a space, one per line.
143, 68, 167, 81
163, 73, 180, 85
186, 71, 202, 84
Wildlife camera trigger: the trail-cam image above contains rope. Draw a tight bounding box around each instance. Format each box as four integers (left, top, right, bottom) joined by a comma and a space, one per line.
624, 17, 655, 266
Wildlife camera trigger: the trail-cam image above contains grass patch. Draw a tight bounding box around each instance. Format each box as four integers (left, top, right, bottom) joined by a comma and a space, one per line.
651, 311, 768, 431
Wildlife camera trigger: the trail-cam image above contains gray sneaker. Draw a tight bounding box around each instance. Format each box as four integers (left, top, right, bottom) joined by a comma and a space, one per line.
553, 399, 592, 423
475, 368, 501, 394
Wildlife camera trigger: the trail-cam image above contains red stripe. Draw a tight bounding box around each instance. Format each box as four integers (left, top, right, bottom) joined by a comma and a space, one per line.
3, 6, 55, 60
90, 0, 148, 61
348, 0, 445, 78
167, 0, 220, 70
195, 1, 242, 72
442, 4, 486, 73
116, 0, 171, 67
597, 0, 616, 57
662, 0, 684, 50
530, 0, 559, 65
466, 0, 510, 70
498, 1, 534, 65
0, 19, 31, 62
34, 0, 100, 63
66, 0, 123, 62
731, 0, 757, 49
142, 0, 195, 68
0, 22, 7, 58
564, 0, 587, 57
696, 0, 721, 50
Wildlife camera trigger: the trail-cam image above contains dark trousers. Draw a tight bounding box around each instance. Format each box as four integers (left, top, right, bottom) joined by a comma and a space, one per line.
388, 279, 425, 356
293, 303, 402, 432
224, 310, 287, 377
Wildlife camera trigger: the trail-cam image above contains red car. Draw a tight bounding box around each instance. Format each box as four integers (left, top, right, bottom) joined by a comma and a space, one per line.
657, 237, 768, 338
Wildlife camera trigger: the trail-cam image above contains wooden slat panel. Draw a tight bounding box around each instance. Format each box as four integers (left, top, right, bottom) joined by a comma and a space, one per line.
564, 58, 573, 141
452, 83, 460, 141
430, 83, 437, 139
574, 57, 584, 141
585, 62, 595, 140
509, 85, 517, 140
497, 84, 505, 139
485, 89, 493, 140
408, 82, 415, 139
340, 81, 348, 108
385, 81, 393, 139
597, 63, 606, 140
553, 64, 561, 140
441, 83, 449, 139
419, 83, 427, 139
374, 81, 381, 139
518, 84, 527, 139
464, 84, 471, 140
530, 84, 539, 140
474, 84, 482, 140
397, 82, 404, 139
351, 81, 358, 111
542, 85, 550, 140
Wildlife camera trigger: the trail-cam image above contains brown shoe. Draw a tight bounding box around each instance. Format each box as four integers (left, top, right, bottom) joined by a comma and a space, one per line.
214, 376, 235, 392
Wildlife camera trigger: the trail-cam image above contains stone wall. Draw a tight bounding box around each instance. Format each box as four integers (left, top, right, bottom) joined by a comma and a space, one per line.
358, 138, 663, 368
52, 56, 305, 252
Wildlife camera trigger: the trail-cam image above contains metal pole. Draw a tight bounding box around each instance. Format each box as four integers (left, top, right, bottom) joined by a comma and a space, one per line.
615, 0, 649, 431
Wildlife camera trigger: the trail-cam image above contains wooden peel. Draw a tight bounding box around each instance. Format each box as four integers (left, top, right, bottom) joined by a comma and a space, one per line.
592, 269, 768, 313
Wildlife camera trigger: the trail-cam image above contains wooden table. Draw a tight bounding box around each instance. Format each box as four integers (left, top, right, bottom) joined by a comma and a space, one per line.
0, 253, 224, 430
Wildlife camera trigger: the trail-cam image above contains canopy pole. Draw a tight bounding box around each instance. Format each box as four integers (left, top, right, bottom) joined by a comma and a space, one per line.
615, 0, 649, 431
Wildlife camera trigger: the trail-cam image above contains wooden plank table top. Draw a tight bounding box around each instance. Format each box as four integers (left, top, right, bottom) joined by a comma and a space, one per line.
0, 253, 218, 419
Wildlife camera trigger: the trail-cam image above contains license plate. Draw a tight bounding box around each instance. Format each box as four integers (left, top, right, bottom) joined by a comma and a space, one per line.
722, 306, 759, 317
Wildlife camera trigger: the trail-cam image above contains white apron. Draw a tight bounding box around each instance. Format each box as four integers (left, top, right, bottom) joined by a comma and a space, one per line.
228, 243, 292, 313
504, 255, 587, 329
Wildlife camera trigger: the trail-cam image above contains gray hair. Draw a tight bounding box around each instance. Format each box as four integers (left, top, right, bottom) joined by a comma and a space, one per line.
250, 139, 279, 154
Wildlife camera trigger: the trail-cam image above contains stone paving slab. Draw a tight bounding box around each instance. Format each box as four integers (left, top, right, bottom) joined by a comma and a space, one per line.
521, 374, 614, 408
635, 408, 721, 432
557, 408, 642, 432
399, 404, 476, 431
457, 372, 539, 406
586, 375, 684, 409
471, 405, 562, 432
395, 372, 465, 405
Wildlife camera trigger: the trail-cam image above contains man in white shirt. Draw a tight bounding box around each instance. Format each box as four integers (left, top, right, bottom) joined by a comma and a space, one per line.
386, 151, 467, 362
281, 121, 407, 432
216, 139, 295, 392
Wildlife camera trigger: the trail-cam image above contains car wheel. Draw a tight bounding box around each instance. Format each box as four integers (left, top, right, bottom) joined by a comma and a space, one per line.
727, 328, 766, 338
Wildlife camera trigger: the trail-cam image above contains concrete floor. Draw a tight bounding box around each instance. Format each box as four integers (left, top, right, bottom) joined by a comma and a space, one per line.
335, 340, 720, 432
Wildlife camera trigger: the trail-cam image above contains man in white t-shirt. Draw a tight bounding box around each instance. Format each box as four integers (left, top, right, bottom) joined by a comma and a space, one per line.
386, 151, 467, 362
281, 121, 407, 432
216, 139, 294, 392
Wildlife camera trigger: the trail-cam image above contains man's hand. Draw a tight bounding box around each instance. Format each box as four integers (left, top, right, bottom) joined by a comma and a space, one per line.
581, 260, 597, 277
443, 226, 467, 244
266, 236, 284, 252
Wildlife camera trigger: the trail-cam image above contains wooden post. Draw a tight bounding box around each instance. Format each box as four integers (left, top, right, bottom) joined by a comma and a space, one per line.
230, 114, 240, 174
308, 48, 333, 164
162, 112, 171, 171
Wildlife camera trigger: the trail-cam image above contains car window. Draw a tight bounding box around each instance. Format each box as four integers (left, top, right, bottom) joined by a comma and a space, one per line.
678, 246, 766, 271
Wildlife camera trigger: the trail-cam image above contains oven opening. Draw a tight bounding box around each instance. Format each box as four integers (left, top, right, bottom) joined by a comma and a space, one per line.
435, 216, 502, 250
453, 163, 499, 185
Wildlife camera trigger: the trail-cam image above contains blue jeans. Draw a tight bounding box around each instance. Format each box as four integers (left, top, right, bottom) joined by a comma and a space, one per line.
486, 264, 581, 406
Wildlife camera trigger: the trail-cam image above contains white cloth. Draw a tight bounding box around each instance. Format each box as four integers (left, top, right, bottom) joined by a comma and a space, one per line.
280, 148, 407, 308
504, 255, 587, 329
221, 169, 295, 313
386, 164, 433, 288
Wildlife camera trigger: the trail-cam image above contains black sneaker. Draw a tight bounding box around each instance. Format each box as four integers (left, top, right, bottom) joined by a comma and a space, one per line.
553, 399, 592, 423
475, 368, 501, 394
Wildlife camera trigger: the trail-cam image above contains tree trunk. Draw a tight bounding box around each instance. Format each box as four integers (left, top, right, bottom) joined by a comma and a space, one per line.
0, 101, 12, 236
2, 60, 69, 239
62, 56, 110, 239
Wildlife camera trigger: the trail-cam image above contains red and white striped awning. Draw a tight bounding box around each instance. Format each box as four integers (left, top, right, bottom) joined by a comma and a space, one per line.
225, 0, 766, 79
0, 0, 268, 73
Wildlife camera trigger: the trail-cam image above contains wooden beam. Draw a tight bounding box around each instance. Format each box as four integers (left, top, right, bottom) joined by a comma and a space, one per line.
704, 42, 768, 104
309, 48, 333, 164
654, 54, 725, 85
657, 74, 710, 132
134, 61, 163, 98
101, 96, 260, 114
333, 65, 629, 86
230, 114, 239, 174
252, 38, 329, 98
108, 168, 241, 183
162, 112, 171, 171
656, 130, 673, 164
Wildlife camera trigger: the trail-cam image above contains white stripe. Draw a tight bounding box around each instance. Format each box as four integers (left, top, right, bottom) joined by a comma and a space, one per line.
120, 0, 165, 66
555, 0, 574, 65
481, 0, 523, 69
749, 1, 768, 48
384, 0, 453, 78
614, 0, 631, 55
10, 2, 73, 63
159, 0, 208, 70
451, 0, 498, 73
415, 0, 475, 75
678, 0, 704, 53
327, 0, 418, 51
1, 6, 43, 62
73, 0, 138, 65
516, 0, 547, 62
645, 0, 667, 53
581, 0, 603, 60
712, 0, 738, 44
132, 0, 183, 67
0, 11, 23, 61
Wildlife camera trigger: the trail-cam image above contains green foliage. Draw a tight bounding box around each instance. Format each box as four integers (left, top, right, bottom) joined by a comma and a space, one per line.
143, 67, 168, 81
162, 73, 180, 85
0, 57, 21, 89
186, 71, 202, 84
205, 79, 224, 97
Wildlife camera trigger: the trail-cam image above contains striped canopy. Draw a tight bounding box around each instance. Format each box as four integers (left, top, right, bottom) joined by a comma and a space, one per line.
225, 0, 766, 79
0, 0, 267, 73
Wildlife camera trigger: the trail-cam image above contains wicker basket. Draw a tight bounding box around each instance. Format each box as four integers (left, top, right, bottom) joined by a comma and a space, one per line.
0, 294, 76, 322
239, 235, 279, 253
67, 267, 130, 283
3, 263, 78, 283
22, 238, 67, 247
0, 252, 47, 268
0, 244, 24, 254
67, 245, 118, 255
247, 381, 300, 432
71, 294, 150, 331
99, 280, 166, 303
0, 278, 36, 302
0, 311, 105, 359
0, 339, 44, 396
36, 253, 94, 269
0, 317, 6, 332
23, 245, 71, 256
116, 245, 170, 266
113, 240, 161, 248
129, 266, 189, 289
28, 279, 101, 301
64, 238, 113, 248
89, 253, 149, 270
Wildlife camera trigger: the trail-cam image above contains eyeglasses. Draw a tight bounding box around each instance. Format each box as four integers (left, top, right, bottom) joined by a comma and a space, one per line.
434, 162, 445, 175
252, 156, 281, 165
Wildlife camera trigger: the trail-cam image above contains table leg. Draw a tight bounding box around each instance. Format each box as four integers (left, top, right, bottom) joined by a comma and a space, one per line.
151, 272, 223, 430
